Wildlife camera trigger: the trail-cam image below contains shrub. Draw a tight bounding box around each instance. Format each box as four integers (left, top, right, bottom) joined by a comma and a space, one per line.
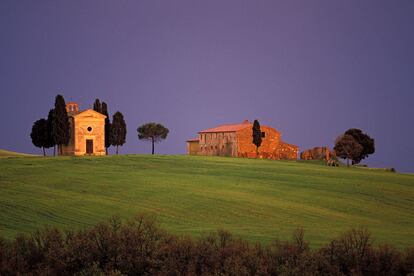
0, 216, 413, 275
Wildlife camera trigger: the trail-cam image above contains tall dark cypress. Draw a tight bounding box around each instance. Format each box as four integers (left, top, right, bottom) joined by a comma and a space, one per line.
46, 109, 57, 156
52, 94, 70, 155
93, 98, 102, 113
110, 111, 127, 155
101, 102, 111, 155
252, 119, 262, 158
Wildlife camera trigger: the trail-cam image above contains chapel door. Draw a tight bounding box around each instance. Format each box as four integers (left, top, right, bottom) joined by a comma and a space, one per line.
86, 139, 93, 154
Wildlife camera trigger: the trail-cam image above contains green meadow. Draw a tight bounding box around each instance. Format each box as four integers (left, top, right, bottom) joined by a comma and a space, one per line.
0, 153, 413, 248
0, 149, 36, 157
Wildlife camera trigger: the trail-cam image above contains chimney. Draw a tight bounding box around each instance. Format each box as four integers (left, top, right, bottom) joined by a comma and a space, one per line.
66, 102, 79, 113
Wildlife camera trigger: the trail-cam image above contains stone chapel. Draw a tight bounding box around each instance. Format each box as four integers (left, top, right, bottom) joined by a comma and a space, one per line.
59, 102, 106, 156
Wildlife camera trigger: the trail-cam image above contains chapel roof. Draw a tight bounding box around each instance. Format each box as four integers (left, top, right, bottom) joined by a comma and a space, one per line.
68, 109, 106, 118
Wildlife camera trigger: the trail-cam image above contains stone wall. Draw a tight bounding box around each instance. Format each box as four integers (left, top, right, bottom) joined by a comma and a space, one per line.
300, 146, 335, 161
187, 140, 200, 155
277, 142, 299, 160
236, 126, 282, 159
198, 132, 238, 157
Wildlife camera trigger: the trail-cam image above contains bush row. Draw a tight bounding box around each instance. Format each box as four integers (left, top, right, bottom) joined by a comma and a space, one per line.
0, 214, 413, 275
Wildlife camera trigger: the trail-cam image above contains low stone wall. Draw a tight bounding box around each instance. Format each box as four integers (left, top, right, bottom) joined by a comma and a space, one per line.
300, 146, 335, 161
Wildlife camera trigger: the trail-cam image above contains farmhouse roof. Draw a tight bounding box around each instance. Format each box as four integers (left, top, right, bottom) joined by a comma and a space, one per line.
199, 120, 252, 133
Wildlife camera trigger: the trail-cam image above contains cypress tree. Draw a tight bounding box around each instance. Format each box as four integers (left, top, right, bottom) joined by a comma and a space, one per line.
101, 102, 111, 155
52, 94, 70, 155
46, 109, 57, 156
30, 119, 49, 156
93, 98, 102, 113
252, 119, 262, 158
110, 111, 127, 155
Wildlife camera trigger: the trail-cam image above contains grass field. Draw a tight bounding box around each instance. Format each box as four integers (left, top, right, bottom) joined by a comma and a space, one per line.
0, 154, 413, 248
0, 149, 36, 157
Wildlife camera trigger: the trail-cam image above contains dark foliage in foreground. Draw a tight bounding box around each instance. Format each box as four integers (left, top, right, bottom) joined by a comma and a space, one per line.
0, 215, 413, 275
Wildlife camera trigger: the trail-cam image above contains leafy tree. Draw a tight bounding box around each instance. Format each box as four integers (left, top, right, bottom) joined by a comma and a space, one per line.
110, 111, 127, 155
334, 134, 363, 167
93, 98, 102, 113
252, 119, 262, 157
30, 119, 49, 156
46, 109, 57, 156
52, 94, 70, 155
137, 123, 169, 155
101, 102, 112, 155
344, 128, 375, 164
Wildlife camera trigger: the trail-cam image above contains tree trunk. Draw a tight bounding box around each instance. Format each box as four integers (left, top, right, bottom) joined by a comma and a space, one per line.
106, 147, 108, 155
151, 138, 155, 155
53, 145, 56, 156
116, 145, 119, 155
42, 147, 46, 156
256, 146, 259, 158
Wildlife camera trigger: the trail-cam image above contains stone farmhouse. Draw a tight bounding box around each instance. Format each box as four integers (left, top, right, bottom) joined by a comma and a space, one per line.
186, 120, 298, 159
59, 102, 106, 156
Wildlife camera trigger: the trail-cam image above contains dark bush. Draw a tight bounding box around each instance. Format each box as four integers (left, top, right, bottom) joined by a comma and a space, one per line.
0, 215, 413, 275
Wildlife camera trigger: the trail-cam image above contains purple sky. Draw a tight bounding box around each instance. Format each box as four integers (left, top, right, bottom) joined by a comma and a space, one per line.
1, 1, 413, 172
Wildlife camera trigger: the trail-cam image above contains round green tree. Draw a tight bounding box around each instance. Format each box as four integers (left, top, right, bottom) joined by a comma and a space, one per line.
344, 128, 375, 164
334, 134, 363, 167
30, 118, 49, 156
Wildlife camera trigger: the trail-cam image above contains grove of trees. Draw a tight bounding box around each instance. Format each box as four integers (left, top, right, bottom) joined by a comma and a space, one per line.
30, 94, 69, 156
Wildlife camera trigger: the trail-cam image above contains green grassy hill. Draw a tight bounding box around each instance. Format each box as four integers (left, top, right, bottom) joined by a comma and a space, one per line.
0, 149, 36, 157
0, 155, 413, 248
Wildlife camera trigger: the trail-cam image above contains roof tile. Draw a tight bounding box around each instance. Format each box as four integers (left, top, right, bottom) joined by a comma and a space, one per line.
199, 120, 252, 133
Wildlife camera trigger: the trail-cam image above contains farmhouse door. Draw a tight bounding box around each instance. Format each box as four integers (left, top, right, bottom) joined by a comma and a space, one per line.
86, 139, 93, 154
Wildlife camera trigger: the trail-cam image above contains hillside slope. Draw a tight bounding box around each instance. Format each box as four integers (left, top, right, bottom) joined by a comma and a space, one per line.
0, 155, 413, 248
0, 149, 36, 157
